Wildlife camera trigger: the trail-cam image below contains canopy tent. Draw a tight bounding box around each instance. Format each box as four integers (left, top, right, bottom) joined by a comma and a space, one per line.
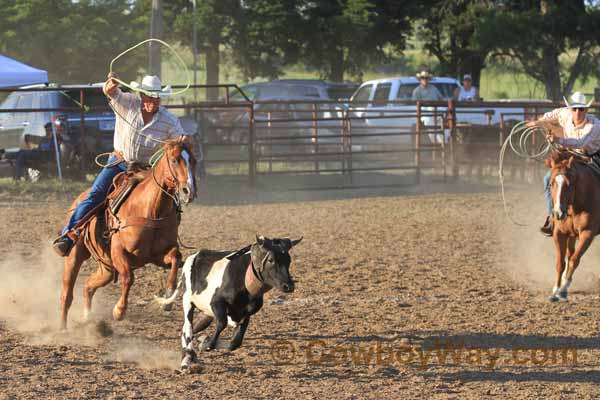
0, 55, 48, 88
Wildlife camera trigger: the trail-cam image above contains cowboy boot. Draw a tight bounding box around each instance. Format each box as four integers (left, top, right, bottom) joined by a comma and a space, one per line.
51, 231, 77, 257
540, 216, 554, 236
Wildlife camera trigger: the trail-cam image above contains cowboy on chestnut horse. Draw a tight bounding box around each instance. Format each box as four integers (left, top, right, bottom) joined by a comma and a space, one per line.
52, 72, 191, 257
527, 91, 600, 236
55, 72, 198, 329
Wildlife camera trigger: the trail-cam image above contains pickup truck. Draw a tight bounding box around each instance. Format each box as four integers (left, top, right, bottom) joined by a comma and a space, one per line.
348, 77, 535, 145
0, 84, 116, 164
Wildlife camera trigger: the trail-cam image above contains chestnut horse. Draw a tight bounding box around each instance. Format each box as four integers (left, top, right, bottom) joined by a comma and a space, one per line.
59, 141, 196, 329
546, 151, 600, 302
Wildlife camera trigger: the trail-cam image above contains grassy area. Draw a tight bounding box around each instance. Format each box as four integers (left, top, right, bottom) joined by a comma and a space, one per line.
0, 177, 90, 199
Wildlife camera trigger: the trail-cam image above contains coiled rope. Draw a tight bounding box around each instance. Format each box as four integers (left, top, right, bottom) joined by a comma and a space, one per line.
499, 121, 586, 225
499, 121, 554, 226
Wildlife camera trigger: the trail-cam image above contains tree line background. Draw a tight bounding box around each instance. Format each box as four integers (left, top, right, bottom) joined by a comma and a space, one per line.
1, 0, 600, 101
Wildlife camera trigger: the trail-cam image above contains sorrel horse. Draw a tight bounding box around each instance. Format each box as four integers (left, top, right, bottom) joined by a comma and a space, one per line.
546, 150, 600, 302
59, 140, 196, 329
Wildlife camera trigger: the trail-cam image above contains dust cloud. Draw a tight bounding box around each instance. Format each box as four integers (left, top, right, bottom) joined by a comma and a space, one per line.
0, 245, 180, 370
0, 245, 108, 345
497, 189, 600, 294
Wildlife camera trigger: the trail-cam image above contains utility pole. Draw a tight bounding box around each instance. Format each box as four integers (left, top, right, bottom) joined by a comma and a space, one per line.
149, 0, 163, 77
192, 0, 198, 100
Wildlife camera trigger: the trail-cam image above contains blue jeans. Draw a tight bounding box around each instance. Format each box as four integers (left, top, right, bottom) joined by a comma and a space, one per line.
543, 170, 552, 215
62, 154, 127, 234
14, 149, 53, 179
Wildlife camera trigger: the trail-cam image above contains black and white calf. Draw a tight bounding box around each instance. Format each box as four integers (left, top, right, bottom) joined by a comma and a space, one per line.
157, 235, 302, 370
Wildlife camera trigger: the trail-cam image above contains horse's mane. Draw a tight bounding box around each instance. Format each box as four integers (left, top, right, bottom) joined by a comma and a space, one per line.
546, 150, 595, 179
163, 139, 196, 161
546, 150, 586, 168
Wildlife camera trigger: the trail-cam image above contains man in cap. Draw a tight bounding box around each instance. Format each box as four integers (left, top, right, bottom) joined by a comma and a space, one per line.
51, 72, 190, 257
528, 91, 600, 236
412, 70, 443, 101
454, 74, 480, 101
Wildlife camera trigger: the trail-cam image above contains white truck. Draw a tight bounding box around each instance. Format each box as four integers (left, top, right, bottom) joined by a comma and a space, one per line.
348, 76, 538, 145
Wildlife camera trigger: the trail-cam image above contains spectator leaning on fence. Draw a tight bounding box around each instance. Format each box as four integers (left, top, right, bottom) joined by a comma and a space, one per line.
454, 74, 480, 101
527, 91, 600, 236
51, 72, 190, 257
411, 70, 443, 102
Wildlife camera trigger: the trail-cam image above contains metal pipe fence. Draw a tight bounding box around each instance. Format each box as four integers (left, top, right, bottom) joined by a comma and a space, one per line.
1, 84, 594, 189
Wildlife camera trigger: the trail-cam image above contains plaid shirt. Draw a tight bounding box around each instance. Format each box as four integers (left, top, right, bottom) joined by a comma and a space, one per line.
542, 107, 600, 154
108, 88, 186, 163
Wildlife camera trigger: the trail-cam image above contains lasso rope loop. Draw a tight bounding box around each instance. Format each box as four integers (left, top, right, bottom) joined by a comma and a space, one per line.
91, 38, 191, 168
109, 38, 191, 97
499, 121, 553, 226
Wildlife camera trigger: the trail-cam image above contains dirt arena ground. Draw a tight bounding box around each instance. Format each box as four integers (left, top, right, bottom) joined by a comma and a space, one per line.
1, 183, 600, 399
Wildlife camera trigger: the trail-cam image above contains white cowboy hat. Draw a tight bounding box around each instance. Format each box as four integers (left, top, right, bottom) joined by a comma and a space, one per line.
130, 75, 172, 98
416, 70, 433, 79
563, 91, 592, 108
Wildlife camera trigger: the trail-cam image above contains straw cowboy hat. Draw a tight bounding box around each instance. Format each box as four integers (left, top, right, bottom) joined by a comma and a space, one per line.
130, 75, 172, 98
563, 91, 592, 108
416, 70, 433, 80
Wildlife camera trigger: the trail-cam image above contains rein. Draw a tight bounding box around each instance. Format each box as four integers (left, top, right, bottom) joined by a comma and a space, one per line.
150, 148, 182, 211
108, 147, 185, 234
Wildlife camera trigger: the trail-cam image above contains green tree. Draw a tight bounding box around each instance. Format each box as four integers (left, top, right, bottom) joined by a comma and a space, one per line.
0, 0, 147, 84
477, 0, 600, 101
417, 0, 494, 86
297, 0, 417, 81
165, 0, 240, 99
228, 0, 303, 81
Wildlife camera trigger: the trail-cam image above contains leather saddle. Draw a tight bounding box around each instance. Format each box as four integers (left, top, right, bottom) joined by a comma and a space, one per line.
82, 164, 151, 268
107, 163, 150, 214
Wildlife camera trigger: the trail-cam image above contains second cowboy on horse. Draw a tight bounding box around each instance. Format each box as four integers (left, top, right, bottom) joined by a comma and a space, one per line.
528, 91, 600, 236
52, 73, 191, 257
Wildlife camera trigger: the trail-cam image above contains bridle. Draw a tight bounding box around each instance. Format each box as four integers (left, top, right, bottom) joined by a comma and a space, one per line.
151, 148, 187, 210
